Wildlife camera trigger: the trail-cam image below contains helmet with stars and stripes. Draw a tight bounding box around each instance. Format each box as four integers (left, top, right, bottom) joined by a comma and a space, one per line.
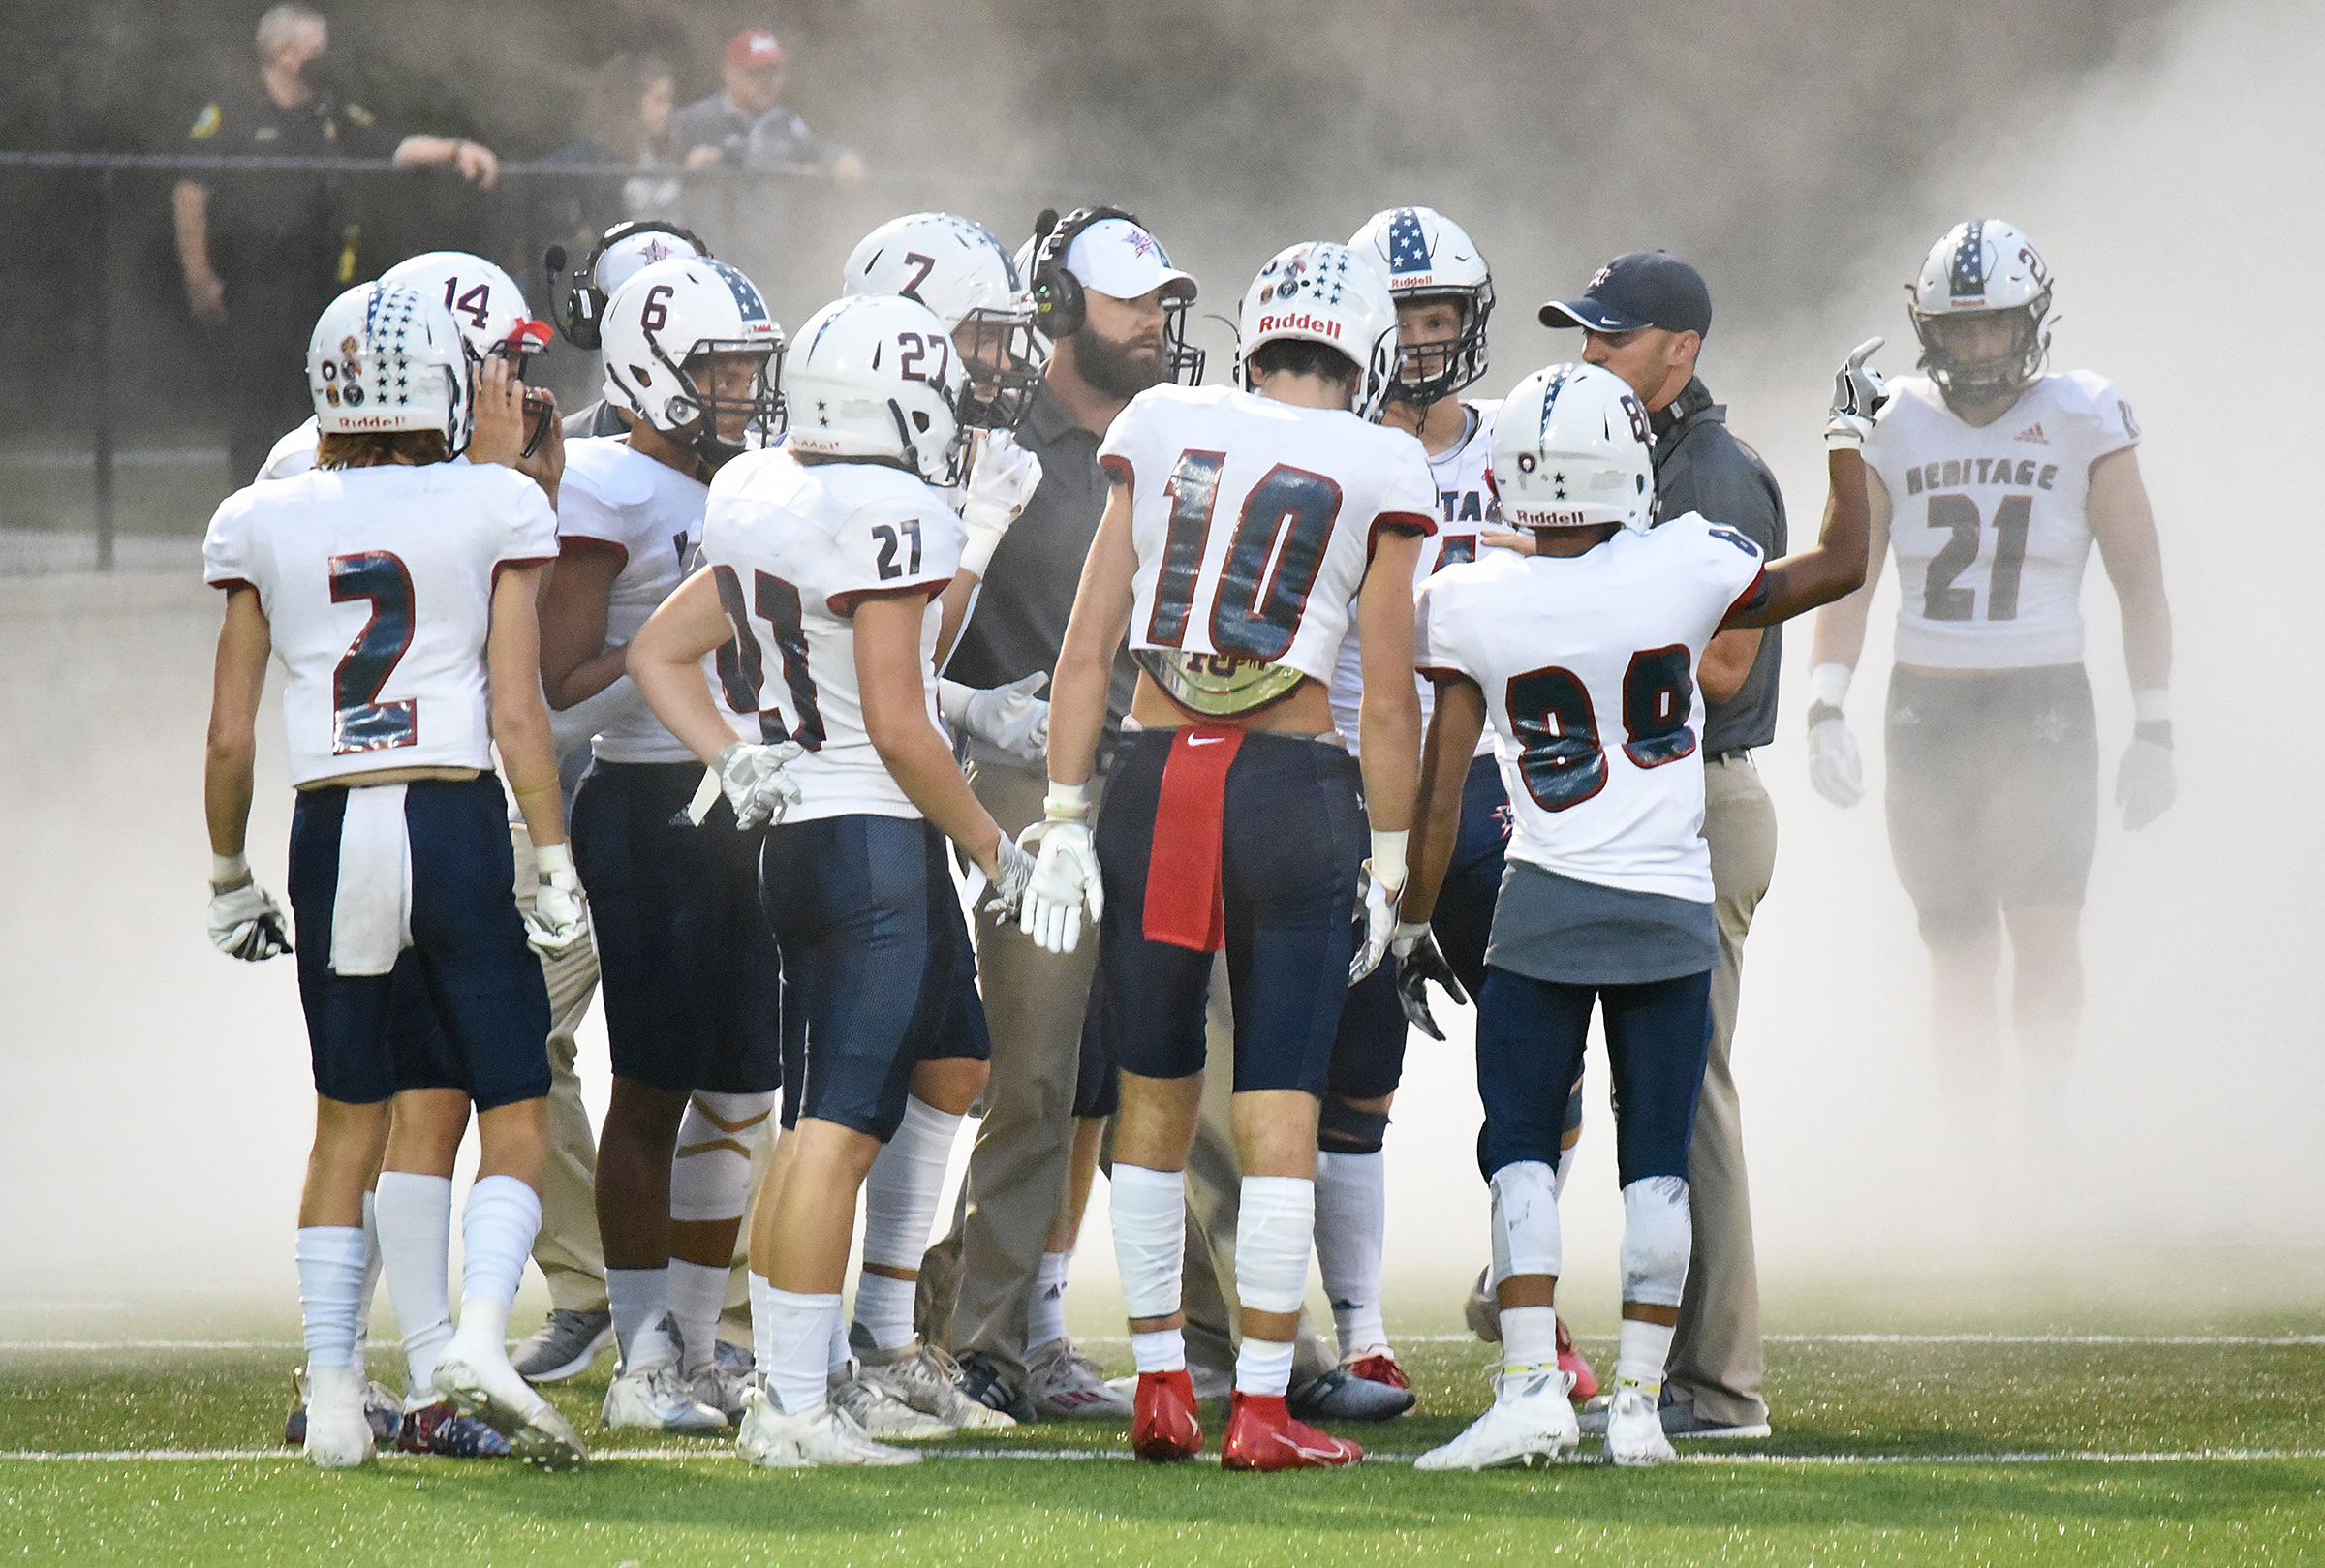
1907, 219, 2054, 404
1492, 361, 1656, 533
1348, 205, 1495, 408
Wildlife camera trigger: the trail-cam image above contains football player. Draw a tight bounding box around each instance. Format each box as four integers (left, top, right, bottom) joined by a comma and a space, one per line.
1022, 241, 1436, 1470
627, 293, 1035, 1468
547, 219, 714, 440
202, 281, 591, 1470
1807, 222, 2174, 1087
1403, 355, 1875, 1470
535, 256, 786, 1433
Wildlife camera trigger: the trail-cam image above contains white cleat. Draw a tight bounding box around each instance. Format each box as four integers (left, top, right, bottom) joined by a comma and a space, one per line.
856, 1337, 1017, 1430
827, 1359, 957, 1439
687, 1362, 750, 1426
1604, 1382, 1678, 1467
602, 1353, 728, 1433
1024, 1337, 1133, 1421
1414, 1365, 1579, 1471
301, 1364, 375, 1470
435, 1350, 588, 1471
734, 1385, 921, 1468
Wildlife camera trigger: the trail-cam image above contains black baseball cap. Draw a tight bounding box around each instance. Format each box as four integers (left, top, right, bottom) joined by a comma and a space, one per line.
1539, 251, 1712, 337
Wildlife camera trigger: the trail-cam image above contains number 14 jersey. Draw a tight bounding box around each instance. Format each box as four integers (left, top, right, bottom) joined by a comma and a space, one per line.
1415, 514, 1764, 903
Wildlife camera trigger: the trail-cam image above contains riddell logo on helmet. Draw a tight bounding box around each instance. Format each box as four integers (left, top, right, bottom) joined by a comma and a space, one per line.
1258, 312, 1342, 340
1508, 507, 1590, 526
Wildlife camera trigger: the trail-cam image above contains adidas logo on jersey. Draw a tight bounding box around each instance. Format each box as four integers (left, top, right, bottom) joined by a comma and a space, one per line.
1256, 311, 1343, 341
2013, 421, 2048, 444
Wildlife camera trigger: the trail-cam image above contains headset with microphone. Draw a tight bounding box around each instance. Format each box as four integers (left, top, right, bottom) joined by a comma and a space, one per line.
543, 219, 711, 352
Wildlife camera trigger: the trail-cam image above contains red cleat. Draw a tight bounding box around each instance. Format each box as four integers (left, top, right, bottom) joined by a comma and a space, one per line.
1221, 1391, 1364, 1471
1131, 1368, 1202, 1461
1555, 1315, 1598, 1402
1344, 1351, 1411, 1393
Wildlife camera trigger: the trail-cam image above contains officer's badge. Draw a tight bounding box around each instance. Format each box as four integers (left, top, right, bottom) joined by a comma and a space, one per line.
188, 103, 221, 140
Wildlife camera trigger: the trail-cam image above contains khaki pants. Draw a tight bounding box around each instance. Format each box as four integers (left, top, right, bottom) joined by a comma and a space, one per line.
511, 822, 607, 1314
1667, 753, 1774, 1428
917, 756, 1105, 1385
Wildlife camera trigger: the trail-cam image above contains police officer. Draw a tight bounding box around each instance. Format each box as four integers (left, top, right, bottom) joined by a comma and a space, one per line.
172, 3, 502, 482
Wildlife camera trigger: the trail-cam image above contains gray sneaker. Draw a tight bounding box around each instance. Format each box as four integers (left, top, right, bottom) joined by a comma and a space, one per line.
1574, 1390, 1771, 1440
1286, 1365, 1415, 1422
511, 1307, 614, 1383
828, 1359, 957, 1439
1023, 1337, 1132, 1421
853, 1331, 1017, 1430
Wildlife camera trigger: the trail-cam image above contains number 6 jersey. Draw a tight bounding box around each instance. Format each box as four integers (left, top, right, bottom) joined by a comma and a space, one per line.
1864, 369, 2138, 670
698, 447, 962, 822
1097, 384, 1438, 716
1414, 513, 1764, 903
202, 463, 559, 786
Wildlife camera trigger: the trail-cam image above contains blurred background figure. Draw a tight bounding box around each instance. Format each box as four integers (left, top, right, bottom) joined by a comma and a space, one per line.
171, 2, 501, 483
672, 27, 865, 185
542, 54, 684, 253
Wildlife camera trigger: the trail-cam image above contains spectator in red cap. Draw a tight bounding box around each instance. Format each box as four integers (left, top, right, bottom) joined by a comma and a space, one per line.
671, 27, 864, 184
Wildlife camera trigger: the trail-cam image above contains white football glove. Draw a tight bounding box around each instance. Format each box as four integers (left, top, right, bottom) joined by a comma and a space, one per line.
941, 673, 1050, 766
2116, 737, 2177, 830
716, 738, 806, 830
1018, 784, 1102, 955
1806, 716, 1864, 808
958, 431, 1043, 580
1348, 830, 1409, 986
1392, 921, 1469, 1041
522, 843, 592, 960
1824, 336, 1889, 450
980, 835, 1038, 924
206, 860, 292, 962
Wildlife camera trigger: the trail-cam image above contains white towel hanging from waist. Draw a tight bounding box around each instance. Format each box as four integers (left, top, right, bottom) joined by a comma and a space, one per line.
329, 783, 413, 976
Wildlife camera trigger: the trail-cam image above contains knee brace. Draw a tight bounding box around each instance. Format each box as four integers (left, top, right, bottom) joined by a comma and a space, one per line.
1487, 1160, 1561, 1288
1619, 1175, 1691, 1308
1318, 1092, 1391, 1154
668, 1091, 773, 1223
1233, 1176, 1316, 1313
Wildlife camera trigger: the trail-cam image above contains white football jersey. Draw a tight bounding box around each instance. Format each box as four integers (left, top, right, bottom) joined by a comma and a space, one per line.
556, 437, 710, 763
1097, 384, 1438, 714
1865, 370, 2138, 669
259, 416, 322, 481
203, 463, 558, 787
698, 449, 963, 821
1415, 512, 1765, 902
1328, 400, 1502, 753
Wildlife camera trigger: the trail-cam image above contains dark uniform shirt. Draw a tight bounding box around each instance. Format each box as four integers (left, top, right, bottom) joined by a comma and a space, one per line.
1652, 378, 1788, 754
185, 77, 400, 277
671, 93, 849, 171
944, 384, 1138, 747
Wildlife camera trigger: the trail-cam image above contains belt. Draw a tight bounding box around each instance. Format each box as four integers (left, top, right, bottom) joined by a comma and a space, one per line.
1706, 747, 1757, 765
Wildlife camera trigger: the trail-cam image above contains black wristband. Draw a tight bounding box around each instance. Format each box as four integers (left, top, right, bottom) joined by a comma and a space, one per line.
2134, 719, 2173, 749
1806, 701, 1845, 729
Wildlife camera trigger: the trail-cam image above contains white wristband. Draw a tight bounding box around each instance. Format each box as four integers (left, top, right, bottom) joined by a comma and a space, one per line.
937, 678, 974, 727
535, 842, 574, 877
1809, 661, 1853, 710
1044, 781, 1089, 822
2132, 688, 2170, 724
957, 528, 1004, 582
210, 852, 250, 886
1369, 828, 1409, 891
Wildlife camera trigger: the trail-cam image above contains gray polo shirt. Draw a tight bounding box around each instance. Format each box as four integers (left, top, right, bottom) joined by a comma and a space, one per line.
944, 384, 1139, 745
1653, 379, 1787, 754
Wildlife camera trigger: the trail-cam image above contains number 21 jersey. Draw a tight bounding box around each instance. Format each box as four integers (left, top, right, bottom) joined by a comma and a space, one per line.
698, 448, 962, 822
1414, 514, 1764, 903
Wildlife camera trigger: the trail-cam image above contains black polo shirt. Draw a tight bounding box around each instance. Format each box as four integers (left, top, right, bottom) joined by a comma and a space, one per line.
1652, 378, 1788, 754
944, 384, 1138, 743
185, 77, 400, 275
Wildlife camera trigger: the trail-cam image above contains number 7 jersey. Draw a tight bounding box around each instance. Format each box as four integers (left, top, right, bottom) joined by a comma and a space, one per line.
1415, 513, 1764, 902
697, 447, 963, 822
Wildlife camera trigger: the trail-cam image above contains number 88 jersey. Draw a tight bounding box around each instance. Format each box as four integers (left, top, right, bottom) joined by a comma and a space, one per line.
1098, 384, 1438, 716
1414, 513, 1764, 903
697, 447, 962, 823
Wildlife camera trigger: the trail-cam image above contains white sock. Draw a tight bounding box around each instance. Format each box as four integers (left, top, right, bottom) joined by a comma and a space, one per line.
445, 1175, 540, 1365
860, 1096, 960, 1272
851, 1272, 919, 1353
1110, 1164, 1187, 1322
750, 1275, 836, 1417
606, 1266, 674, 1369
1616, 1318, 1675, 1393
1500, 1304, 1560, 1369
1131, 1328, 1186, 1374
294, 1226, 369, 1372
1233, 1335, 1297, 1399
354, 1191, 382, 1370
373, 1172, 455, 1400
827, 1306, 852, 1376
1314, 1151, 1385, 1360
1027, 1249, 1072, 1351
667, 1259, 729, 1377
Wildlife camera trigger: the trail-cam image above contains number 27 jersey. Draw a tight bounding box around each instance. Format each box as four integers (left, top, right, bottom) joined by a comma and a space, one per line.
1414, 513, 1764, 903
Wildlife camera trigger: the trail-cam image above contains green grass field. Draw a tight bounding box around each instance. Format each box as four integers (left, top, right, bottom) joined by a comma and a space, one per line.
6, 1324, 2320, 1567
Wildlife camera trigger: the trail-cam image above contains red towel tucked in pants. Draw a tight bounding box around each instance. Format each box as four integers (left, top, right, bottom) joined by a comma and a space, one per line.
1141, 724, 1244, 951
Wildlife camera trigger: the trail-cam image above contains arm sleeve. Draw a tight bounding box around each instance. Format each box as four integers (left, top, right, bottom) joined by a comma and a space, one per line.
553, 466, 631, 567
1095, 392, 1154, 494
1412, 579, 1472, 684
2071, 372, 2141, 461
202, 493, 258, 593
1371, 440, 1441, 552
498, 477, 562, 569
337, 101, 404, 160
825, 494, 961, 617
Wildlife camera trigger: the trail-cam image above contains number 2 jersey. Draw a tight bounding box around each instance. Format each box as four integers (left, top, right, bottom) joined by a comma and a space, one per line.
698, 448, 962, 821
202, 463, 559, 786
1097, 384, 1438, 716
1864, 370, 2138, 670
1414, 513, 1765, 903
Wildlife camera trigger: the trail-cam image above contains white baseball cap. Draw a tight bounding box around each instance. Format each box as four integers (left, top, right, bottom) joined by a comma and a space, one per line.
1064, 218, 1197, 303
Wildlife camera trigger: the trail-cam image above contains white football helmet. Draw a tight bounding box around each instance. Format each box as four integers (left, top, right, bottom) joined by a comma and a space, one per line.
600, 256, 785, 470
1907, 219, 2054, 401
378, 251, 550, 363
1235, 241, 1400, 421
308, 281, 472, 449
1347, 206, 1494, 406
597, 223, 702, 299
844, 212, 1043, 430
784, 293, 971, 486
1492, 362, 1655, 533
